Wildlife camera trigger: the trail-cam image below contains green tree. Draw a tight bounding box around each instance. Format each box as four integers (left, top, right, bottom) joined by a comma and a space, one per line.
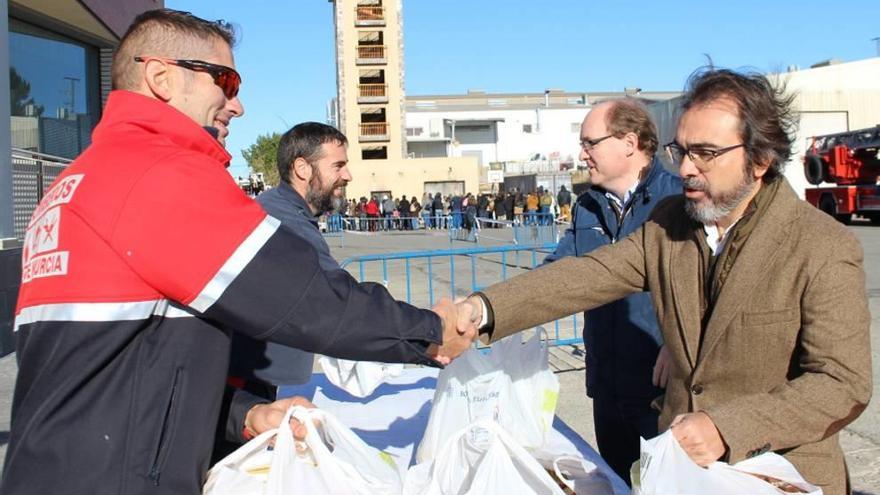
241, 132, 281, 186
9, 67, 44, 117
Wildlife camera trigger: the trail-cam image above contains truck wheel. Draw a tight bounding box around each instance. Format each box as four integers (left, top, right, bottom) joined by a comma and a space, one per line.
819, 194, 852, 224
804, 154, 825, 185
818, 194, 836, 217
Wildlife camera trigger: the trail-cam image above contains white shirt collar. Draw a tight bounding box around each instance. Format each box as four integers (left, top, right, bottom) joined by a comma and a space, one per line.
604, 180, 640, 209
702, 218, 743, 256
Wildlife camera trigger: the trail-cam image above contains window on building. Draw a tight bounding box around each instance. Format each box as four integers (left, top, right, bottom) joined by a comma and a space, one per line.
359, 69, 385, 84
360, 106, 387, 123
9, 18, 101, 159
406, 127, 423, 137
522, 124, 533, 133
357, 30, 383, 46
362, 146, 388, 160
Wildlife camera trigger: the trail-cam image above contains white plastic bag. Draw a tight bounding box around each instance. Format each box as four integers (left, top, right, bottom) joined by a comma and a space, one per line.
404, 420, 566, 495
636, 430, 822, 495
202, 427, 278, 495
319, 357, 404, 398
551, 455, 615, 495
203, 406, 403, 495
416, 331, 559, 463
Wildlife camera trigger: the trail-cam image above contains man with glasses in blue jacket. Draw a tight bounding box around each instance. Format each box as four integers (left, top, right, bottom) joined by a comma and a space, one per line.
543, 98, 681, 484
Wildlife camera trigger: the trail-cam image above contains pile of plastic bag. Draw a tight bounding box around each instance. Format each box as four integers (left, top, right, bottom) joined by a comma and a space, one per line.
407, 331, 609, 494
205, 332, 616, 494
205, 329, 821, 494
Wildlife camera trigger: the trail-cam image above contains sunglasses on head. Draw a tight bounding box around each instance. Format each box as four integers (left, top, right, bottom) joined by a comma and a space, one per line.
134, 56, 241, 99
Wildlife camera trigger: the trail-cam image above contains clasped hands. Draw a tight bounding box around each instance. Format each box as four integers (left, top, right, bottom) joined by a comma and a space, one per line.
427, 295, 483, 365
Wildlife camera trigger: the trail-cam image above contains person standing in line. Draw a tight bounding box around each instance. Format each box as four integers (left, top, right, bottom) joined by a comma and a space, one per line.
432, 192, 444, 229
411, 196, 422, 230
557, 184, 572, 223
398, 195, 410, 230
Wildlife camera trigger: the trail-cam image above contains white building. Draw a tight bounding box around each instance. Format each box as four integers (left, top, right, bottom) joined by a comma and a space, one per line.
405, 89, 679, 192
649, 57, 880, 199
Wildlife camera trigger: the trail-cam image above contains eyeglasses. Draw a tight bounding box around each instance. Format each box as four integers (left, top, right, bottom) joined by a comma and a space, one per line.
134, 56, 241, 99
664, 142, 745, 171
578, 134, 614, 151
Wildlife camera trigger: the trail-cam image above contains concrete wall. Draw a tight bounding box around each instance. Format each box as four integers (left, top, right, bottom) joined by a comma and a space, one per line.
406, 107, 588, 165
407, 140, 447, 158
343, 155, 480, 200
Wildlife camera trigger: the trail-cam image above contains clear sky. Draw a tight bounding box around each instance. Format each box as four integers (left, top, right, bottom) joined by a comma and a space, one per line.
166, 0, 880, 177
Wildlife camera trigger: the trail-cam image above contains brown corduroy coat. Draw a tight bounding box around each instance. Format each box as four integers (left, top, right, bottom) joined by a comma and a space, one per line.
480, 180, 872, 495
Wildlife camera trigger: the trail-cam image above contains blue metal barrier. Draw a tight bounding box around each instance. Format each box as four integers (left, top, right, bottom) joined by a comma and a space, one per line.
339, 244, 583, 347
513, 213, 559, 246
322, 213, 345, 247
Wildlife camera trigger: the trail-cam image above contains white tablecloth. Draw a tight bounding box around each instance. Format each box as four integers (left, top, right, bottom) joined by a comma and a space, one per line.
279, 367, 630, 494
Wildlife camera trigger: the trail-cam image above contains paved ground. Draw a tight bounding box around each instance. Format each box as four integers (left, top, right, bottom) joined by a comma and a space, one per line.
1, 221, 878, 492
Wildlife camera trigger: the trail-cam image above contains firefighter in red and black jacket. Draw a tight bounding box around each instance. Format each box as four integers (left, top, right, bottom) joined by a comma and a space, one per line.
3, 10, 474, 495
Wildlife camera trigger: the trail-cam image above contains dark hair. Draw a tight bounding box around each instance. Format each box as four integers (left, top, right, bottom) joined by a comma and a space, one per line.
605, 98, 659, 156
276, 122, 348, 184
681, 67, 797, 182
113, 9, 237, 90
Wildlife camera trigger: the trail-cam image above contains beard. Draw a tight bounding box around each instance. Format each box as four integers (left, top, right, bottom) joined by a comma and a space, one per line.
683, 172, 756, 225
305, 169, 346, 214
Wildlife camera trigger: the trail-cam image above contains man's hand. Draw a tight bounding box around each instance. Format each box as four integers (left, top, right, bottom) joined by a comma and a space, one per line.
670, 412, 726, 466
427, 297, 477, 365
457, 296, 483, 330
244, 396, 316, 441
652, 345, 671, 388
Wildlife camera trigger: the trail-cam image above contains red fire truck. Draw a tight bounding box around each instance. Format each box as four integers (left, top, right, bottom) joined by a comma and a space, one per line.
803, 125, 880, 224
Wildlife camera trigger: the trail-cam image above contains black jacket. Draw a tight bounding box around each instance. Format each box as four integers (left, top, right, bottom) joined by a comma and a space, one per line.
4, 92, 443, 495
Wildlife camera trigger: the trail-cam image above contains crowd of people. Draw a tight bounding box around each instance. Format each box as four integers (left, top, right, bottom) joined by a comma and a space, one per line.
327, 185, 574, 232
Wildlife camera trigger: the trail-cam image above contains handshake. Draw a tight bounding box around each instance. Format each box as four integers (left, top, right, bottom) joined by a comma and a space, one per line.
426, 296, 484, 366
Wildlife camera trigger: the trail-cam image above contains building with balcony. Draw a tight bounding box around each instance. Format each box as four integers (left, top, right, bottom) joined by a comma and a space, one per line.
327, 0, 480, 201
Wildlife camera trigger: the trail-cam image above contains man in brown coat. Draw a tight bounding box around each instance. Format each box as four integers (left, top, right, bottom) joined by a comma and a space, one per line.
460, 68, 872, 494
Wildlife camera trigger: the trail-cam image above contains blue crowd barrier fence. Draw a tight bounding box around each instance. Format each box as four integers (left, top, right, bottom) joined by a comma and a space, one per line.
339, 244, 584, 347
321, 214, 346, 247
322, 212, 561, 248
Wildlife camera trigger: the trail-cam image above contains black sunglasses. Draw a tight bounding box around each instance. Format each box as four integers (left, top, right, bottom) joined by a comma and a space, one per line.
134, 56, 241, 99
